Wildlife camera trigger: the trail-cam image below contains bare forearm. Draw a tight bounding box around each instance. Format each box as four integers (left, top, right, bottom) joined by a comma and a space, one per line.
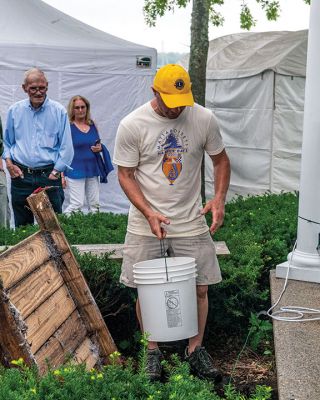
118, 172, 153, 219
117, 166, 170, 239
213, 151, 230, 203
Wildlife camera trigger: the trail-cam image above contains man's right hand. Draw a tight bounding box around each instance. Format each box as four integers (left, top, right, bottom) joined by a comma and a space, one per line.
6, 162, 23, 179
146, 211, 170, 240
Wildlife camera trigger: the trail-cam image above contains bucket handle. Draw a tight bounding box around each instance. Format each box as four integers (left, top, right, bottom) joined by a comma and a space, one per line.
160, 239, 169, 282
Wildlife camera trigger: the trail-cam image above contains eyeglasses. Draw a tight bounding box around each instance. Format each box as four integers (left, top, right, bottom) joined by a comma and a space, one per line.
74, 106, 86, 110
28, 86, 47, 94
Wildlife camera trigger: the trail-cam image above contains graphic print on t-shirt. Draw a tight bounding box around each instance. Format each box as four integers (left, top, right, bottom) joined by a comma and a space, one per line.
157, 128, 188, 185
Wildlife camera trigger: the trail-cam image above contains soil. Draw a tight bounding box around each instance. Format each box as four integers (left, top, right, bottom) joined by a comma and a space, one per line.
160, 339, 278, 399
211, 345, 278, 399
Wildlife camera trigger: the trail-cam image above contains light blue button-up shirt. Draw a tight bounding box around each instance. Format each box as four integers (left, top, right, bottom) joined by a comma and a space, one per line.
3, 96, 74, 172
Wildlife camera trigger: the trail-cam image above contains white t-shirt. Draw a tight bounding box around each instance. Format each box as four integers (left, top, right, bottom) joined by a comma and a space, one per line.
113, 102, 224, 237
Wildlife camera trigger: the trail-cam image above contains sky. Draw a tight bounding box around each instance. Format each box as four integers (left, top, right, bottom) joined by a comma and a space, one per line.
42, 0, 310, 53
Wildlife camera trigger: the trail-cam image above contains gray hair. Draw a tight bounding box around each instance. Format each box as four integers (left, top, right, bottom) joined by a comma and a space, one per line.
23, 68, 48, 85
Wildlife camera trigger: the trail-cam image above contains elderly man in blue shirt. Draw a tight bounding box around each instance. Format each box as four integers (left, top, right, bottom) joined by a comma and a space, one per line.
3, 68, 74, 227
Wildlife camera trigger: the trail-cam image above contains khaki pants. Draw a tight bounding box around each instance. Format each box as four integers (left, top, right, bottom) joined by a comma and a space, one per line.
120, 231, 222, 288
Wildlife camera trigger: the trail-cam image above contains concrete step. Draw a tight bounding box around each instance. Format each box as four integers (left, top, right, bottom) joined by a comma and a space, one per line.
270, 270, 320, 400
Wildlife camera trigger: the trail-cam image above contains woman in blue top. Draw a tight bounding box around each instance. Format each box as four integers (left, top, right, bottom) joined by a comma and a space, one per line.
64, 95, 102, 214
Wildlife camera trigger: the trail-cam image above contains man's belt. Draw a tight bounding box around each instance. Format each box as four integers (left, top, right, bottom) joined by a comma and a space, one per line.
13, 161, 54, 175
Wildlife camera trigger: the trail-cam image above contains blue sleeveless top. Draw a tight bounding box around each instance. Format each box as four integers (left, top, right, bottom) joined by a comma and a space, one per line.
66, 123, 100, 179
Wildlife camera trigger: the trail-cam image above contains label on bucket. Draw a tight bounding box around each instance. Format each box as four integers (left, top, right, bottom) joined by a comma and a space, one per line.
165, 290, 182, 328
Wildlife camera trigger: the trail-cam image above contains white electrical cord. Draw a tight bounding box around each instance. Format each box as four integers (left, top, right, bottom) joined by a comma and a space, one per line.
267, 240, 320, 322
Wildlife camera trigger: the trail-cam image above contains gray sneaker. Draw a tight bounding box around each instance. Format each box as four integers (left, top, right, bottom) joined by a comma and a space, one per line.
146, 348, 163, 381
185, 346, 222, 383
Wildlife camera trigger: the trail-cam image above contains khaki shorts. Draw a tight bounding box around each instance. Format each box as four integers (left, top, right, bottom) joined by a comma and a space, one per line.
120, 231, 222, 288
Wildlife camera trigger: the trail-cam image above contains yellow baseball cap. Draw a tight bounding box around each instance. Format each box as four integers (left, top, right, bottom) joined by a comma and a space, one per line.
153, 64, 194, 108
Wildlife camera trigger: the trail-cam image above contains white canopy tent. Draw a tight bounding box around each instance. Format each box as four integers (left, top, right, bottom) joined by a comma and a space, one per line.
204, 30, 307, 199
0, 0, 157, 214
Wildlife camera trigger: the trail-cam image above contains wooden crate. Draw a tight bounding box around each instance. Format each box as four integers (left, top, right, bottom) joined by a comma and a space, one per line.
0, 190, 117, 374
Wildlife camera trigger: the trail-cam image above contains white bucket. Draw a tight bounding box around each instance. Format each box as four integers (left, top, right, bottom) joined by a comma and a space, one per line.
133, 257, 198, 342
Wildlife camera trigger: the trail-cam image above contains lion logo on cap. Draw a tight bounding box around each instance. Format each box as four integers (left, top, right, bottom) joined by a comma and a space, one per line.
174, 79, 185, 90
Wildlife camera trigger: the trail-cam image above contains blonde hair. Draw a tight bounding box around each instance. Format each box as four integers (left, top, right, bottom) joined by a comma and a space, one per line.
67, 95, 93, 125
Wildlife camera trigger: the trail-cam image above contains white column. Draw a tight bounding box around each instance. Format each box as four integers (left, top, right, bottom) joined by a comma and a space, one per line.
276, 0, 320, 282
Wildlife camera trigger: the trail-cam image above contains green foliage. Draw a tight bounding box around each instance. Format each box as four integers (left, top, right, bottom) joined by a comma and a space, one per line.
143, 0, 189, 27
206, 192, 298, 337
240, 3, 256, 30
0, 351, 272, 400
0, 223, 38, 247
143, 0, 292, 30
224, 383, 272, 400
256, 0, 280, 21
59, 212, 127, 244
209, 9, 225, 27
248, 313, 273, 354
0, 212, 128, 246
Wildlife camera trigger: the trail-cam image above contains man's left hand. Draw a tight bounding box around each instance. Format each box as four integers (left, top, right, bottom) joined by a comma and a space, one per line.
201, 198, 225, 235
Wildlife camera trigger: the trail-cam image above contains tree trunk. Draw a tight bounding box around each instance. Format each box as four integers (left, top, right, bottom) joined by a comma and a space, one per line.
189, 0, 209, 203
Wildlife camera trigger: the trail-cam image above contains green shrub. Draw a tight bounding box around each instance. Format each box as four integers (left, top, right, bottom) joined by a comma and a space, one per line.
73, 249, 138, 351
206, 192, 298, 337
247, 313, 273, 355
0, 212, 128, 246
0, 350, 272, 400
59, 212, 128, 244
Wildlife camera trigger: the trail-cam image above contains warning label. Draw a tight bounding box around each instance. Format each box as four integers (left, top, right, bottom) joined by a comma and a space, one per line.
165, 290, 182, 328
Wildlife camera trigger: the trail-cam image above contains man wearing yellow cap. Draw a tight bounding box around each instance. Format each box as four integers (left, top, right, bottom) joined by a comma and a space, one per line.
113, 64, 230, 382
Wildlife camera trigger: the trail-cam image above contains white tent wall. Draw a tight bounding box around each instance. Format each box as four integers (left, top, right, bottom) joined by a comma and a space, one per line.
206, 71, 274, 197
272, 74, 305, 192
204, 30, 307, 201
0, 0, 157, 215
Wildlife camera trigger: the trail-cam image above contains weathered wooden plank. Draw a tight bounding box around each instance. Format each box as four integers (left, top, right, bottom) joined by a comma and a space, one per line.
27, 190, 62, 232
74, 241, 230, 259
0, 283, 36, 368
26, 285, 76, 354
51, 231, 69, 255
73, 337, 99, 369
8, 261, 64, 319
82, 350, 99, 371
26, 190, 117, 365
0, 232, 50, 289
35, 310, 87, 374
60, 251, 117, 361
